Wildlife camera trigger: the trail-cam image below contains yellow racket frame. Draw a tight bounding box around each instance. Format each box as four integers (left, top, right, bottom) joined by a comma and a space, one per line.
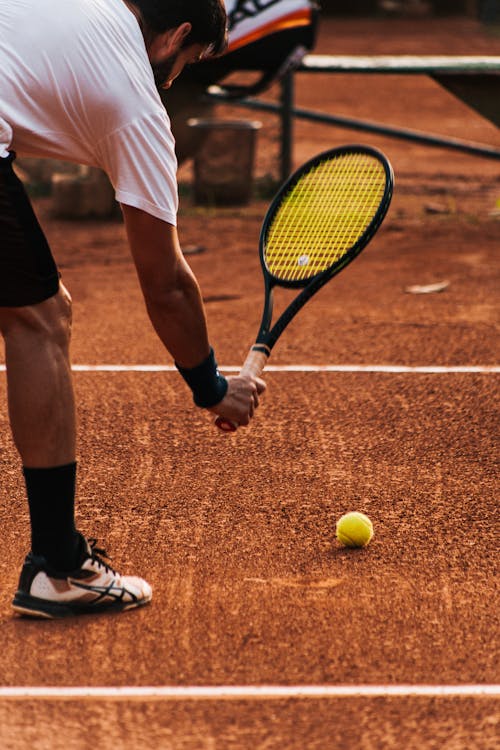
263, 147, 392, 285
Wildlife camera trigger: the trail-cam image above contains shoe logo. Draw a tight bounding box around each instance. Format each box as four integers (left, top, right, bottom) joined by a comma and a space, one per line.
67, 577, 137, 604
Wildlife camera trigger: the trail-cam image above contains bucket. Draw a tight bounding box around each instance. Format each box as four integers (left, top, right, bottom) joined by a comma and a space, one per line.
187, 118, 262, 205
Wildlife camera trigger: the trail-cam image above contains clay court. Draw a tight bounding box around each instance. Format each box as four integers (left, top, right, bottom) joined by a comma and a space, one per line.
0, 13, 499, 750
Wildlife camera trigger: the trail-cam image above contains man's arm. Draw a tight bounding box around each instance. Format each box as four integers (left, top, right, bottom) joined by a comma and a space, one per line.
121, 204, 265, 424
122, 204, 210, 367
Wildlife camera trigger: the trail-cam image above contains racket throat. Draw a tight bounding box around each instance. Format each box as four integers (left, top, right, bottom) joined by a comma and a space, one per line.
255, 284, 274, 345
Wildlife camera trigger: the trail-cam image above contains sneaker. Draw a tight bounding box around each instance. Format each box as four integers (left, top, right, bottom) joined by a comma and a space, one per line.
12, 537, 152, 618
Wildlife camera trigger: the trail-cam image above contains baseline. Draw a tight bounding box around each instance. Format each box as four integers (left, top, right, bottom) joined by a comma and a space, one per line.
0, 685, 498, 701
0, 365, 498, 374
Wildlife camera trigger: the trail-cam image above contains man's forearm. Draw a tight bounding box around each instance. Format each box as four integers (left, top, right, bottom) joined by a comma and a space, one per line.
142, 269, 211, 368
122, 204, 211, 368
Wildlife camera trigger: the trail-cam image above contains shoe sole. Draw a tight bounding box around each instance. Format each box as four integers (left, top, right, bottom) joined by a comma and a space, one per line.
12, 591, 152, 619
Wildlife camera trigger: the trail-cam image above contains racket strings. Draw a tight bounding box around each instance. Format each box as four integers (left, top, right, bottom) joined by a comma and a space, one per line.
264, 153, 388, 282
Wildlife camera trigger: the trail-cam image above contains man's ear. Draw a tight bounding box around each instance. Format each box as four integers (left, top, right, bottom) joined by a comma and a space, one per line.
163, 22, 192, 55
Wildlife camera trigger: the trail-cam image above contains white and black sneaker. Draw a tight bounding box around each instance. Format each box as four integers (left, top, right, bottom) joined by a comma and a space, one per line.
12, 536, 152, 618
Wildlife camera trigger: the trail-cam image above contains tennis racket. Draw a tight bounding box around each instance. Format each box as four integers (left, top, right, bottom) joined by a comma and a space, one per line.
215, 144, 394, 432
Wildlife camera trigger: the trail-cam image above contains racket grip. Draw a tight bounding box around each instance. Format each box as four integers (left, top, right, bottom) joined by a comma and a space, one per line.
215, 346, 269, 433
240, 347, 269, 379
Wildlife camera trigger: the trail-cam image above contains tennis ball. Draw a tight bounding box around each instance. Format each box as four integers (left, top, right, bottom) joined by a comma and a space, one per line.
336, 511, 373, 548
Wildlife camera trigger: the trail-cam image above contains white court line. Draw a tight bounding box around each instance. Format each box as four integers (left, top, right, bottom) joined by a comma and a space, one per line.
0, 685, 498, 701
0, 365, 498, 373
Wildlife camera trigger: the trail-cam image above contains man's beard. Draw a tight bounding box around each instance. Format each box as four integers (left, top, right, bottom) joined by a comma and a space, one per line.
151, 53, 177, 88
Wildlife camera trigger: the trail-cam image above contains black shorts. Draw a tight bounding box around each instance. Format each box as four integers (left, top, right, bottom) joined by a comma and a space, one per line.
0, 152, 59, 307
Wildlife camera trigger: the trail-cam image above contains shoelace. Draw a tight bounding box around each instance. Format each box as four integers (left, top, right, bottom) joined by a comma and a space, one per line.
87, 538, 119, 576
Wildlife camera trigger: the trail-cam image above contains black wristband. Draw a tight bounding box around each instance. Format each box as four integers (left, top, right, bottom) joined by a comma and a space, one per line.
175, 347, 228, 408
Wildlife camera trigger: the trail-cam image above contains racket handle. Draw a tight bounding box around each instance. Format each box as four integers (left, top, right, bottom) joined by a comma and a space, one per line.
215, 346, 269, 432
240, 347, 269, 379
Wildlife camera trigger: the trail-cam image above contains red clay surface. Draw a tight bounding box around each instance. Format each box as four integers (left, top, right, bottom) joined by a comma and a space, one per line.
1, 15, 499, 750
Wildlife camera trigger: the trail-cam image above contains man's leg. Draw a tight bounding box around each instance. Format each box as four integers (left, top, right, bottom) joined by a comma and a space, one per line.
0, 285, 81, 570
0, 284, 75, 467
2, 287, 152, 617
0, 153, 151, 616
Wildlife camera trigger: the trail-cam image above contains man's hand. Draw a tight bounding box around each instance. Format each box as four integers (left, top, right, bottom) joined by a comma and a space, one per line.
209, 374, 266, 426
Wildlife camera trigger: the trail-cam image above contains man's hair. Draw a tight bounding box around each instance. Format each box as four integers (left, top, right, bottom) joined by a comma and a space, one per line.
131, 0, 227, 56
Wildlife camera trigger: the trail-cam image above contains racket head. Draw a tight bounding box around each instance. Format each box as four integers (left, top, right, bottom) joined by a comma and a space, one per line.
259, 145, 394, 289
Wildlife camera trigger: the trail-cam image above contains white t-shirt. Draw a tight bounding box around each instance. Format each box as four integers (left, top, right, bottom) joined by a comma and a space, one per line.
0, 0, 178, 225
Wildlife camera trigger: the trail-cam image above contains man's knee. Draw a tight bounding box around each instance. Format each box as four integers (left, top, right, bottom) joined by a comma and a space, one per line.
0, 285, 73, 346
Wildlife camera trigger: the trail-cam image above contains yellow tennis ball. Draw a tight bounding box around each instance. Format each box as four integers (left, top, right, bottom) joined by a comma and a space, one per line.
336, 511, 373, 548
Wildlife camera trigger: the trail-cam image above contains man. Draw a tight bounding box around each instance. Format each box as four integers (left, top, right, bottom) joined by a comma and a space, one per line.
0, 0, 266, 618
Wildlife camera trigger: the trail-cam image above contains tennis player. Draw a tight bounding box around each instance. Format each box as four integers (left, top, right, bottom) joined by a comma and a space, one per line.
0, 0, 266, 618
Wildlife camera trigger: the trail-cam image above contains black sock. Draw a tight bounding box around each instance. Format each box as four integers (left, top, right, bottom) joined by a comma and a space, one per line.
23, 462, 81, 571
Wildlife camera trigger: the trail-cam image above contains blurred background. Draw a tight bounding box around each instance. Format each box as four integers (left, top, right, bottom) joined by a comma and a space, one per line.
17, 0, 500, 217
321, 1, 498, 18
